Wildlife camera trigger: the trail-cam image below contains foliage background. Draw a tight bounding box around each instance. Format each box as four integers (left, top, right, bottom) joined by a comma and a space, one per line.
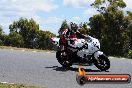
0, 0, 132, 58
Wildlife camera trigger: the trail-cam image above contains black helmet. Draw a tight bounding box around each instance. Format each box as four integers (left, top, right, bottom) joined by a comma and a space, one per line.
70, 22, 78, 33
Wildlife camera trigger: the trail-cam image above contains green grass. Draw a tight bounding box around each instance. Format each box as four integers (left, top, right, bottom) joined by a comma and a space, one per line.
0, 83, 40, 88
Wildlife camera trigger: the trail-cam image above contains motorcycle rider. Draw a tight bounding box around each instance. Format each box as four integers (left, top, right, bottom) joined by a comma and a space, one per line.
59, 22, 87, 54
59, 22, 76, 52
67, 22, 78, 49
59, 28, 68, 52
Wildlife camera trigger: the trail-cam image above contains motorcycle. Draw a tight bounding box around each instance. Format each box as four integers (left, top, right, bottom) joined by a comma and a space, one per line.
51, 35, 110, 71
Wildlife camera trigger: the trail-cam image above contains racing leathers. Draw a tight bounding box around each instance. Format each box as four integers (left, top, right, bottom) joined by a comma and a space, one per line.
59, 29, 69, 51
59, 28, 87, 52
66, 31, 86, 50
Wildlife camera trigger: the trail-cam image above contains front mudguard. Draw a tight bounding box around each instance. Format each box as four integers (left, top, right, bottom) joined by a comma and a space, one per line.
93, 52, 110, 71
94, 51, 103, 60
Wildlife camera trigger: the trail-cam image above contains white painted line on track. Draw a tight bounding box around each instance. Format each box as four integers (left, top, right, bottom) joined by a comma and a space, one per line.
10, 49, 13, 50
22, 49, 25, 51
32, 51, 37, 52
0, 81, 15, 84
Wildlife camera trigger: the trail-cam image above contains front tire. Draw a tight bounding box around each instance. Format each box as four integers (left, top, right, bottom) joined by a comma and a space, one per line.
94, 54, 110, 71
56, 51, 73, 68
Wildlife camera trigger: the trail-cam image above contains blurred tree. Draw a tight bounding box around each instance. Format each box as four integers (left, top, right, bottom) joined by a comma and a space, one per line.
0, 26, 4, 45
3, 35, 11, 46
36, 30, 56, 50
89, 14, 106, 39
121, 12, 132, 57
90, 0, 128, 56
9, 18, 39, 48
79, 22, 90, 35
0, 26, 3, 45
9, 17, 56, 50
0, 26, 3, 35
8, 32, 24, 47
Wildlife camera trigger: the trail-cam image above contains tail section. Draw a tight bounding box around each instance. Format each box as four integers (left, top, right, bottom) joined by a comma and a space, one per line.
51, 37, 60, 46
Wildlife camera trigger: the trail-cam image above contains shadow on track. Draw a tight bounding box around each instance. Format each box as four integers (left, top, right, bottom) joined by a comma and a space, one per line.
45, 66, 103, 72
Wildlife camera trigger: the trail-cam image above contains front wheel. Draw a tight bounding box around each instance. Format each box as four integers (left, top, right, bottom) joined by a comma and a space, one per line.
56, 51, 73, 68
94, 54, 110, 71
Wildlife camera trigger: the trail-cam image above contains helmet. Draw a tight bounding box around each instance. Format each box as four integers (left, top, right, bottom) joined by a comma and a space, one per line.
70, 22, 78, 33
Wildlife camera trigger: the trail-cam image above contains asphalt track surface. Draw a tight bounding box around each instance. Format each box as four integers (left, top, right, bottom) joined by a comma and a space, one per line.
0, 49, 132, 88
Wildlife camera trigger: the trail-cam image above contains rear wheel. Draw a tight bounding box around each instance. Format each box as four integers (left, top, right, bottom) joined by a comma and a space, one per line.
94, 54, 110, 71
56, 51, 73, 68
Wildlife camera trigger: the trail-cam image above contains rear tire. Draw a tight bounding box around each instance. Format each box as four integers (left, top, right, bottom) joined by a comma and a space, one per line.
56, 51, 73, 68
94, 54, 110, 71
